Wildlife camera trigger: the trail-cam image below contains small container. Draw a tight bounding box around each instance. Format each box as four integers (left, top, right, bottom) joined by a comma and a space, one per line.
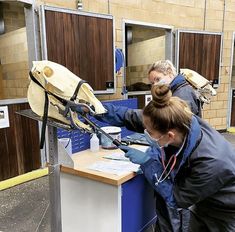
100, 126, 121, 149
90, 133, 99, 152
58, 138, 72, 156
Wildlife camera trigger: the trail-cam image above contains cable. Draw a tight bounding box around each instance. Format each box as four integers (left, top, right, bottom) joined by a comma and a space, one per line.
35, 201, 50, 232
203, 0, 207, 30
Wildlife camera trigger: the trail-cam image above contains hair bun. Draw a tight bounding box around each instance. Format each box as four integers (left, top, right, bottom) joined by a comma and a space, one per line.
151, 84, 172, 107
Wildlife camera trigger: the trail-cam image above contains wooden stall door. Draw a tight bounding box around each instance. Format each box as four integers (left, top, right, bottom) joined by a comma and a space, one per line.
0, 103, 40, 181
43, 9, 114, 91
178, 32, 221, 84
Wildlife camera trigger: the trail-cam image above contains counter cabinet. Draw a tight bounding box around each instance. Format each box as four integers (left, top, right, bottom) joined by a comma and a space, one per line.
60, 147, 157, 232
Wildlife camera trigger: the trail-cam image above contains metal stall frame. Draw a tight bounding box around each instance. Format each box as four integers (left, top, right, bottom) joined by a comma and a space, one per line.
39, 5, 116, 95
122, 19, 173, 100
175, 29, 223, 88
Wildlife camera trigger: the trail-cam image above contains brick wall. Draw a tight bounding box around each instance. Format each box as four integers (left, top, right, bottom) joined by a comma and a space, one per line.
0, 28, 29, 99
36, 0, 77, 9
2, 2, 25, 33
126, 36, 165, 86
128, 36, 165, 67
0, 2, 28, 99
126, 65, 150, 87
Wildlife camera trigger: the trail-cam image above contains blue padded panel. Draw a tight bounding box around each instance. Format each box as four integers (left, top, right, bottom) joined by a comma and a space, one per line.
57, 98, 138, 153
122, 174, 157, 232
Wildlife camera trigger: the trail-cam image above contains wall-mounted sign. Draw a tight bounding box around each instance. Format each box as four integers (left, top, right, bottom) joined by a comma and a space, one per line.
0, 106, 10, 129
145, 94, 152, 106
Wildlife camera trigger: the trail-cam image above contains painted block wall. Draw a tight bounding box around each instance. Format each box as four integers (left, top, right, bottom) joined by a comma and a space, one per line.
0, 27, 29, 99
1, 2, 25, 33
128, 36, 165, 67
126, 64, 151, 87
126, 35, 165, 86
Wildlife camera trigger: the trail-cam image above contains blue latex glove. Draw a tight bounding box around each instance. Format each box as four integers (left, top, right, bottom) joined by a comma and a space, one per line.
119, 145, 151, 165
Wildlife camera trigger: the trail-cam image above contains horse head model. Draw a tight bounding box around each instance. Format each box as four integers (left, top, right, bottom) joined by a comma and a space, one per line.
181, 68, 217, 104
27, 60, 107, 133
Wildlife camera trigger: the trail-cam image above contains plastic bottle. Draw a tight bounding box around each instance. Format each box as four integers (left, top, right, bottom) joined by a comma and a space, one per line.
90, 133, 99, 152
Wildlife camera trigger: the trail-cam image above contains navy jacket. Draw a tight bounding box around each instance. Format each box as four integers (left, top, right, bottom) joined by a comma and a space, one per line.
141, 116, 235, 231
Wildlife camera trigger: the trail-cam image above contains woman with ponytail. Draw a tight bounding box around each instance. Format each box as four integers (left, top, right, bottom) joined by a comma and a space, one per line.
120, 84, 235, 232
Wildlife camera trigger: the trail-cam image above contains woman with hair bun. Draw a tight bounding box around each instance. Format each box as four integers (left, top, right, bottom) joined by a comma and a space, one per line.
119, 84, 235, 232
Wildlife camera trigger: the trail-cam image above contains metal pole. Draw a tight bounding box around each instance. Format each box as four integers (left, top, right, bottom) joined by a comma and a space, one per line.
48, 126, 62, 232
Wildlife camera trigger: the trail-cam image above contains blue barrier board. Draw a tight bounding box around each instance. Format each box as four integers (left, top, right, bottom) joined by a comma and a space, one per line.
57, 98, 138, 153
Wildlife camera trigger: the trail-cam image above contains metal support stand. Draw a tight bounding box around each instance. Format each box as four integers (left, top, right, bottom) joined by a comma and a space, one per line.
17, 109, 74, 232
48, 125, 62, 232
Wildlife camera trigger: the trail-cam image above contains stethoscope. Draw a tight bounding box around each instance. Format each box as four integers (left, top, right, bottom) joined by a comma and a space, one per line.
154, 136, 187, 186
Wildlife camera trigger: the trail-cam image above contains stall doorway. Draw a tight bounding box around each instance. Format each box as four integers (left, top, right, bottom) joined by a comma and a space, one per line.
122, 20, 173, 108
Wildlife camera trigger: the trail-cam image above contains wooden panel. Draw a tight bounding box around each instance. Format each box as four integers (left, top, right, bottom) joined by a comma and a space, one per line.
231, 90, 235, 127
0, 103, 40, 181
44, 10, 114, 91
179, 32, 221, 84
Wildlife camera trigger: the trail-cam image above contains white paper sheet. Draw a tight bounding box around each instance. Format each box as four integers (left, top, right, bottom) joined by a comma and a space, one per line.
88, 160, 140, 176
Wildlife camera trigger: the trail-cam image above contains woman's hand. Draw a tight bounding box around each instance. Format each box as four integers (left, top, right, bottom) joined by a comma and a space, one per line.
119, 145, 150, 165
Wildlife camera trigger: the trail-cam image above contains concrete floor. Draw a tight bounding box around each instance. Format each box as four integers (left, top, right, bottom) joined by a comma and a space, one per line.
0, 132, 235, 232
0, 176, 50, 232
